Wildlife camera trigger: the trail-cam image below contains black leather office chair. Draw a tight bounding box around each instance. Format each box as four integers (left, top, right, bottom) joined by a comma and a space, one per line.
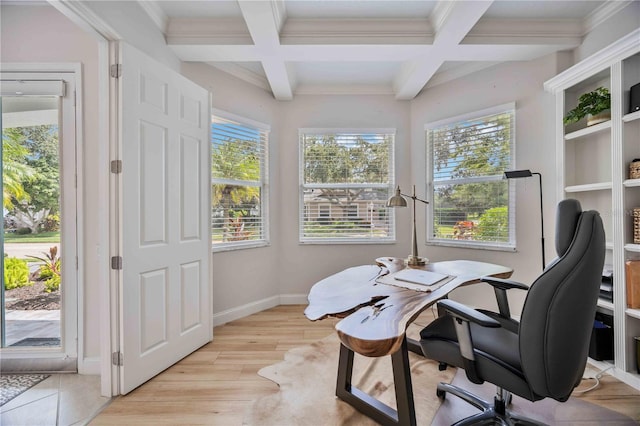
419, 199, 605, 425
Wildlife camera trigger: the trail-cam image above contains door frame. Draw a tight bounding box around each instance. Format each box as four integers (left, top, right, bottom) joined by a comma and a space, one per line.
0, 64, 82, 370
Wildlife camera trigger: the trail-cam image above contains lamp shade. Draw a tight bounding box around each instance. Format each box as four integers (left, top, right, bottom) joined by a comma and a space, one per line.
387, 186, 407, 207
504, 169, 533, 179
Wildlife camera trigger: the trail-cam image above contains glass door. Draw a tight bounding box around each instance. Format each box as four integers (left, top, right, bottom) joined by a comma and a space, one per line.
1, 73, 77, 371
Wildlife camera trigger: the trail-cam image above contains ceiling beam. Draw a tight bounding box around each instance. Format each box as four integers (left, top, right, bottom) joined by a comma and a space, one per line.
393, 0, 493, 100
238, 1, 293, 100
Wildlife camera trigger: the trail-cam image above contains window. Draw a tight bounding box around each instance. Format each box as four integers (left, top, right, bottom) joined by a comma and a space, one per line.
299, 129, 395, 243
426, 103, 515, 250
211, 110, 269, 250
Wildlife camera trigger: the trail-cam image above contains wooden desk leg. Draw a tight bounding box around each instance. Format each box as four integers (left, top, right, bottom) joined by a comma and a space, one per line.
335, 337, 416, 426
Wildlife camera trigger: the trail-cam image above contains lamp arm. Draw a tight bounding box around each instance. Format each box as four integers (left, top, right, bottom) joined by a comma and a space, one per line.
400, 193, 429, 205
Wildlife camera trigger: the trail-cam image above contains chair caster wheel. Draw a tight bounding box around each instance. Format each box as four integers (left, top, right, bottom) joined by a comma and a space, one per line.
436, 389, 446, 399
438, 362, 448, 371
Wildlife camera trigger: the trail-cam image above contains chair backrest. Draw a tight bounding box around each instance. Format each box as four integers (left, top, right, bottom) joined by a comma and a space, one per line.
518, 199, 605, 401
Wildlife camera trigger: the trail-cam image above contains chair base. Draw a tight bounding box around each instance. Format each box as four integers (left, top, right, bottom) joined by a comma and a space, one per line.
437, 382, 544, 426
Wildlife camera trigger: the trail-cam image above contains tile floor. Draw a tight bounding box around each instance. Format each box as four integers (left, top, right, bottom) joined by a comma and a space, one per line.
0, 374, 111, 426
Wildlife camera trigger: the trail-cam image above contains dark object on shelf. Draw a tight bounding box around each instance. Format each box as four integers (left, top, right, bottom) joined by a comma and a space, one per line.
589, 313, 614, 361
630, 159, 640, 179
600, 266, 613, 302
625, 260, 640, 308
630, 82, 640, 113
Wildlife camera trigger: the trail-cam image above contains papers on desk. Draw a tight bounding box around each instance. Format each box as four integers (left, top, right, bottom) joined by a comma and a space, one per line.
376, 268, 453, 292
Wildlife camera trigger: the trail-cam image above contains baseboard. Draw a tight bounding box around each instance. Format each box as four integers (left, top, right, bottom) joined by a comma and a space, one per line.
211, 294, 309, 327
78, 356, 101, 375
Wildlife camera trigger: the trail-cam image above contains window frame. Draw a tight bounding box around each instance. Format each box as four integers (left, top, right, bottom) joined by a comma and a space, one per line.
425, 103, 516, 251
298, 128, 397, 244
211, 108, 270, 252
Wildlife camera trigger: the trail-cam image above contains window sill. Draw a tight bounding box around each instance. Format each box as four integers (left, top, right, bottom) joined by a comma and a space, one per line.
212, 240, 270, 253
427, 240, 516, 252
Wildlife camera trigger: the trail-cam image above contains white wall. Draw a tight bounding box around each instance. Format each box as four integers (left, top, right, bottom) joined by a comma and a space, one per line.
410, 53, 567, 314
1, 5, 101, 367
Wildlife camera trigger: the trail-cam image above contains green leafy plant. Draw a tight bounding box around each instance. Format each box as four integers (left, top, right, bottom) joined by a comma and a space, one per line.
564, 87, 611, 124
476, 206, 509, 241
3, 257, 32, 290
27, 246, 61, 292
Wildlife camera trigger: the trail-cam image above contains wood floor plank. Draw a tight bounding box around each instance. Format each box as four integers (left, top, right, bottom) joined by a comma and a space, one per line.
91, 305, 640, 425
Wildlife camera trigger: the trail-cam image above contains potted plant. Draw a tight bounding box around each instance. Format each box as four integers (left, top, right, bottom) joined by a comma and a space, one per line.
564, 87, 611, 126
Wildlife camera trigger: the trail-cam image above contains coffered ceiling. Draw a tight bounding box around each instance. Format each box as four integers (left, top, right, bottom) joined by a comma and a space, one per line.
139, 0, 629, 101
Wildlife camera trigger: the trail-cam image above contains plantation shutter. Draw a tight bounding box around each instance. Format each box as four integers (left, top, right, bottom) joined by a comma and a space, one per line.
299, 129, 396, 243
211, 112, 269, 249
426, 104, 515, 248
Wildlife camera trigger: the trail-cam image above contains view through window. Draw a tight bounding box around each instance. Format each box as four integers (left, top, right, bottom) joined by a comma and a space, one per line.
299, 129, 395, 243
426, 104, 515, 249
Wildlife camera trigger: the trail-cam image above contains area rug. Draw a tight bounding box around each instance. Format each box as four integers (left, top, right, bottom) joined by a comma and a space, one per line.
0, 374, 50, 407
244, 330, 637, 426
243, 331, 455, 426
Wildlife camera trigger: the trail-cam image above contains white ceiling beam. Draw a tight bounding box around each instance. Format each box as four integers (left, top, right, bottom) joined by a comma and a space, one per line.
238, 0, 293, 100
393, 0, 493, 100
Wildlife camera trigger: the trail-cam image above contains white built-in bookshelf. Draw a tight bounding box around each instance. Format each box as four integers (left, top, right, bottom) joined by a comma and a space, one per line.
545, 28, 640, 391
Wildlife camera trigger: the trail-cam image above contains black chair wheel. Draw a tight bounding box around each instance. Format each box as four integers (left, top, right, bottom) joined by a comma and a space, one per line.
436, 389, 446, 399
505, 393, 512, 406
438, 362, 448, 371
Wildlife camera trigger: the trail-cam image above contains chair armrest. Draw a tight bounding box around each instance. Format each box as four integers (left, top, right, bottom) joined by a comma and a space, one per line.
437, 299, 500, 384
480, 277, 529, 319
437, 299, 500, 328
480, 277, 529, 291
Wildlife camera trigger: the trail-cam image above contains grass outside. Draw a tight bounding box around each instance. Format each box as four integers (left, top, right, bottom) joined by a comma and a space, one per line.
4, 231, 60, 243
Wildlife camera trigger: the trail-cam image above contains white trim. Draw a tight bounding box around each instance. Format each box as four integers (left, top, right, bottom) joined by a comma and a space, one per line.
211, 107, 271, 131
47, 0, 120, 41
212, 240, 270, 253
78, 356, 102, 375
583, 1, 634, 35
424, 102, 516, 129
137, 0, 168, 34
299, 127, 396, 135
544, 28, 640, 94
294, 84, 395, 96
208, 63, 271, 93
211, 294, 310, 327
427, 240, 516, 252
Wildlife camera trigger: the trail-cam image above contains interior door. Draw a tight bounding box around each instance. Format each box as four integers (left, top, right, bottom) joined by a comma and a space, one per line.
117, 42, 211, 393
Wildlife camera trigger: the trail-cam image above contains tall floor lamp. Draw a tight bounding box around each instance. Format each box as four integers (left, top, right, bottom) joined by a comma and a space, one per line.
504, 170, 545, 270
387, 185, 429, 266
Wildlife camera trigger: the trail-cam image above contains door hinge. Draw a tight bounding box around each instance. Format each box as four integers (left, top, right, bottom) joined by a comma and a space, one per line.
112, 351, 123, 366
110, 64, 122, 78
111, 256, 123, 270
110, 160, 122, 174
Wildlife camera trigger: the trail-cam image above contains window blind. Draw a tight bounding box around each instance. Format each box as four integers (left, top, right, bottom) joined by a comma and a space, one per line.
299, 129, 395, 243
426, 105, 515, 249
211, 113, 269, 250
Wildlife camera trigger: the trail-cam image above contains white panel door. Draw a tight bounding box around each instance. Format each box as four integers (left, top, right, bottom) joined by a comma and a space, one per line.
118, 42, 211, 394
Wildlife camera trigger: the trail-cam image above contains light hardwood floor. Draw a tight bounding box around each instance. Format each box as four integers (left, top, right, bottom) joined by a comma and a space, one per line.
91, 305, 640, 425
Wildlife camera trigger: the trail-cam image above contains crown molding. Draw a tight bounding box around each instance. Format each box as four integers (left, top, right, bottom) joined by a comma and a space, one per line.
280, 18, 433, 45
47, 0, 120, 40
166, 18, 253, 45
294, 84, 395, 96
465, 18, 583, 45
430, 0, 456, 34
583, 0, 634, 35
137, 0, 167, 34
544, 28, 640, 93
208, 62, 271, 92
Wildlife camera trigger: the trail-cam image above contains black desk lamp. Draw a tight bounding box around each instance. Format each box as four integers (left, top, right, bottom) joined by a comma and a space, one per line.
504, 170, 545, 270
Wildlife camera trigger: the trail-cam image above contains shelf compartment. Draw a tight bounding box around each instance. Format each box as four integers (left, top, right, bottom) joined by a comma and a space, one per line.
623, 110, 640, 123
627, 308, 640, 320
625, 244, 640, 252
624, 179, 640, 187
598, 299, 614, 311
565, 182, 612, 192
564, 121, 611, 140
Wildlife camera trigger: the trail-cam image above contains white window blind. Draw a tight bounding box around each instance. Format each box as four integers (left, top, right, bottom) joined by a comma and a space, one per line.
211, 111, 269, 250
299, 129, 395, 243
426, 104, 515, 249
